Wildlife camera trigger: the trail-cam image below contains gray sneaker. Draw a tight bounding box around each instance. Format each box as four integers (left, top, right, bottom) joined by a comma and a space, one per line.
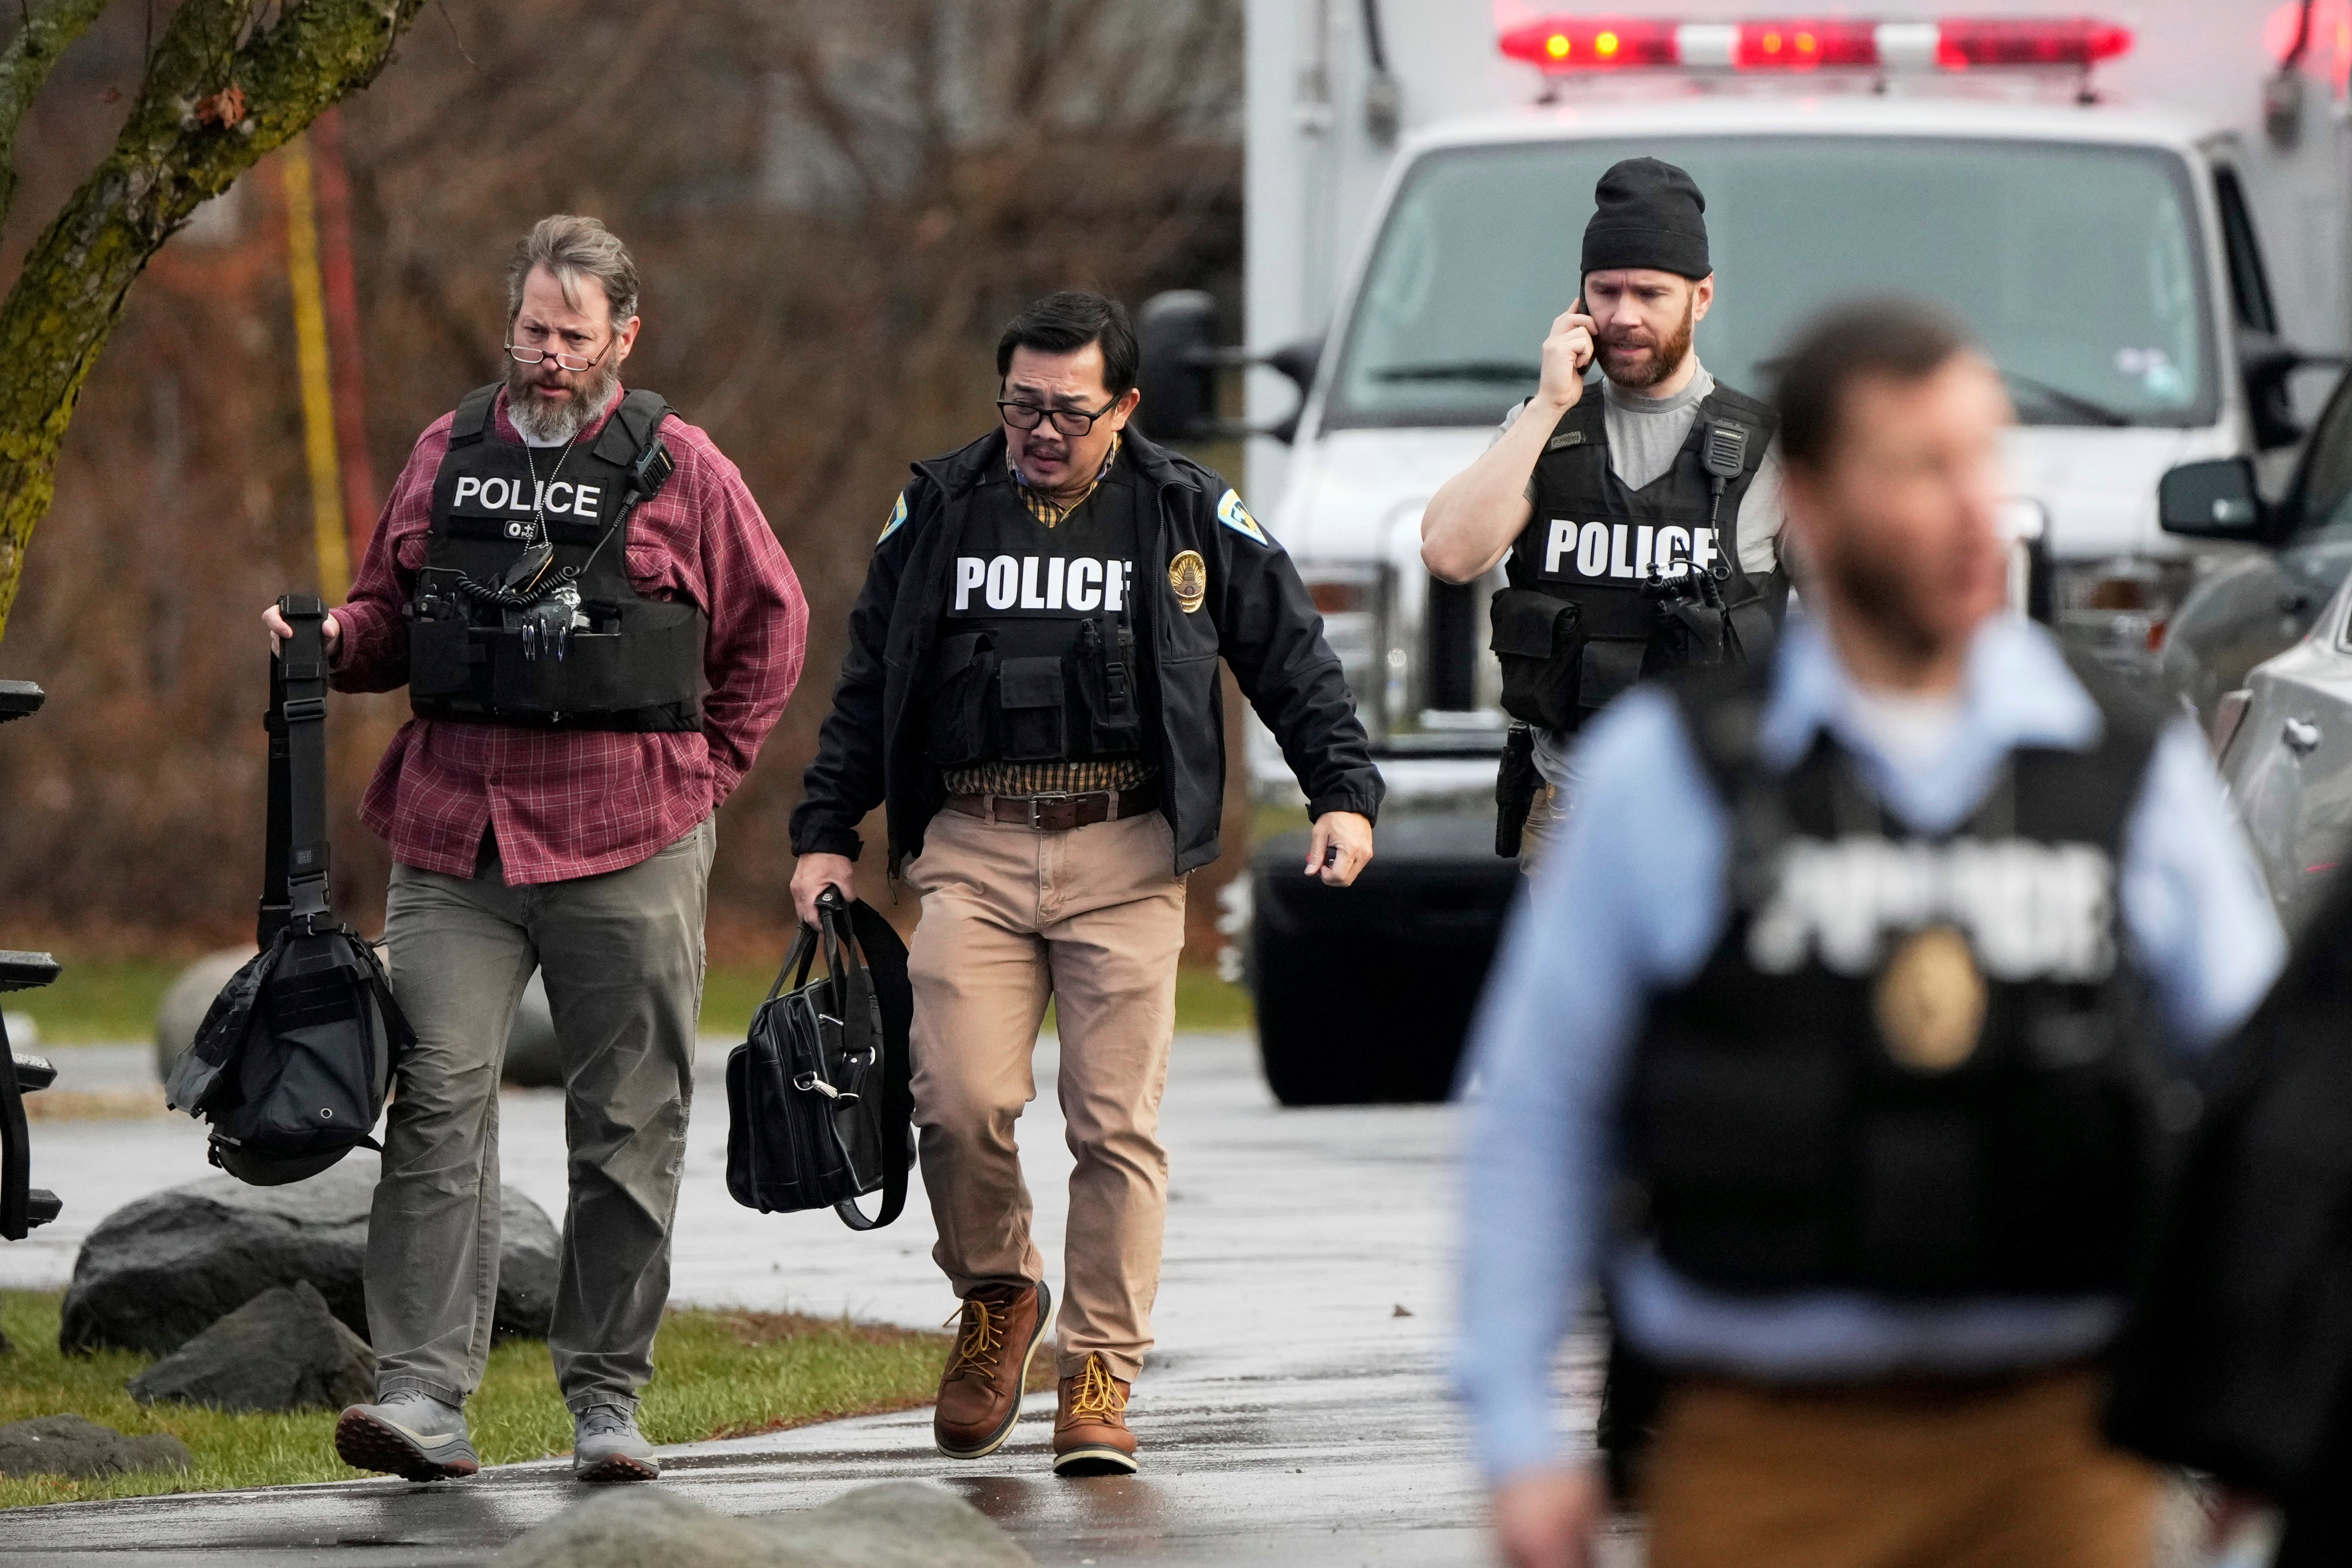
573, 1402, 658, 1483
334, 1392, 479, 1482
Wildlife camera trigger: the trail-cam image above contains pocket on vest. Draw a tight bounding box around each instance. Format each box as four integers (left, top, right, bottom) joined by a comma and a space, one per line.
1577, 637, 1647, 712
409, 617, 476, 700
925, 633, 997, 767
1075, 621, 1143, 754
408, 570, 476, 699
997, 655, 1067, 762
1489, 587, 1582, 731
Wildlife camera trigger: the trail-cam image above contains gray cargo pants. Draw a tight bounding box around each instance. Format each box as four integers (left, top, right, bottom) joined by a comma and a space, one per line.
367, 817, 714, 1413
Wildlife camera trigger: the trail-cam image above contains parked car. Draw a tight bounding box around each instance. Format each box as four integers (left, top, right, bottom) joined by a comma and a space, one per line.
2211, 564, 2352, 935
2162, 362, 2352, 725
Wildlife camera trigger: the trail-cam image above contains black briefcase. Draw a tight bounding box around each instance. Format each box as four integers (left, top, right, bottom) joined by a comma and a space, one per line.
725, 890, 913, 1230
165, 597, 412, 1186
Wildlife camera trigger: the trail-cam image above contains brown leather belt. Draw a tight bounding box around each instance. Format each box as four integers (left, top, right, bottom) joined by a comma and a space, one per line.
944, 781, 1159, 833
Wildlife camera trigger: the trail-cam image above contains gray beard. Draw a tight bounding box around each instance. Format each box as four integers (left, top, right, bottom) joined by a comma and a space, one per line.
506, 360, 620, 444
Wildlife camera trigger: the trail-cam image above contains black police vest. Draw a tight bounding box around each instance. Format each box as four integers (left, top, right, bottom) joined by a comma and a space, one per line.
926, 473, 1147, 768
1491, 383, 1783, 733
406, 386, 703, 732
1624, 661, 2174, 1299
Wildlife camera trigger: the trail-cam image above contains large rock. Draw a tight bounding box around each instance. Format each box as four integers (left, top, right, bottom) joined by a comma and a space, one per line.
61, 1155, 559, 1356
0, 1414, 191, 1479
493, 1490, 789, 1568
129, 1280, 375, 1412
490, 1483, 1033, 1568
785, 1482, 1036, 1568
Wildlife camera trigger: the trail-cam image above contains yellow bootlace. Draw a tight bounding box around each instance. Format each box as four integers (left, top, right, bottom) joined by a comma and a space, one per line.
1068, 1354, 1126, 1423
945, 1298, 1005, 1380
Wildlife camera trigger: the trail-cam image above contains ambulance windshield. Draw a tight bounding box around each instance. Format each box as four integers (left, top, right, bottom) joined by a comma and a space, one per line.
1326, 136, 2214, 430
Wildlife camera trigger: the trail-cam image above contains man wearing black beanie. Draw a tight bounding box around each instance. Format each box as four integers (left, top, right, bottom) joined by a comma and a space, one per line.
1422, 157, 1790, 869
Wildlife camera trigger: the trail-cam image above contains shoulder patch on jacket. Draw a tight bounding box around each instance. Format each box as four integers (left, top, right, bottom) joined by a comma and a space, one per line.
877, 491, 908, 546
1216, 489, 1270, 547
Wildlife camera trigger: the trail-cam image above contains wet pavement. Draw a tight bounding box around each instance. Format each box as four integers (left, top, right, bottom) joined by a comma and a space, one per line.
2, 1032, 1521, 1567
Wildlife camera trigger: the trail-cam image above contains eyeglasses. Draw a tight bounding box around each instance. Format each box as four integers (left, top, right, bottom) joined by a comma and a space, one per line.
997, 396, 1119, 437
506, 339, 609, 374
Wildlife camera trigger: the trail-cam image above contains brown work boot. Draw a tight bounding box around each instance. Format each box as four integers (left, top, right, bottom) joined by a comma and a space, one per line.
1052, 1352, 1138, 1476
934, 1279, 1050, 1459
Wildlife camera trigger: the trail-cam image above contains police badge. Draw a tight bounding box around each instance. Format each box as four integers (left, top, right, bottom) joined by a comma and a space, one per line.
1168, 549, 1208, 614
1874, 925, 1987, 1074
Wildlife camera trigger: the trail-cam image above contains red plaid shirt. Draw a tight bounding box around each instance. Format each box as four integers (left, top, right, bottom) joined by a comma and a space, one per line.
331, 386, 807, 884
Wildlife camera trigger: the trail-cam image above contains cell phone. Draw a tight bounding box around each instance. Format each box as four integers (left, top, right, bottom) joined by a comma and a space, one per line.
1323, 843, 1340, 868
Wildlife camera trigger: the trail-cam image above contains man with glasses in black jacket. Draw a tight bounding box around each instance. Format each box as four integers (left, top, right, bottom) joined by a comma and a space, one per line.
791, 290, 1382, 1476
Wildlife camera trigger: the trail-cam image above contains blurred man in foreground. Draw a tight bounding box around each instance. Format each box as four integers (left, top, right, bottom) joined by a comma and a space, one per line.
1454, 298, 2284, 1568
264, 215, 806, 1483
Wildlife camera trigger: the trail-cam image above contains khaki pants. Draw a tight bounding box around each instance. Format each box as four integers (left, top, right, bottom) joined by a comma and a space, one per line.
905, 807, 1188, 1381
369, 818, 714, 1413
1519, 782, 1568, 875
1644, 1367, 2162, 1568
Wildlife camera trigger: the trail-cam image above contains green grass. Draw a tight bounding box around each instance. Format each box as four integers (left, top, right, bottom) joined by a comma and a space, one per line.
699, 960, 1254, 1042
698, 961, 787, 1042
14, 953, 1253, 1051
6, 958, 180, 1047
1173, 965, 1253, 1032
0, 1290, 951, 1509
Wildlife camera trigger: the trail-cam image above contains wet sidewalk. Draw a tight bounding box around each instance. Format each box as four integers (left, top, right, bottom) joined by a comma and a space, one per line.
1, 1032, 1500, 1567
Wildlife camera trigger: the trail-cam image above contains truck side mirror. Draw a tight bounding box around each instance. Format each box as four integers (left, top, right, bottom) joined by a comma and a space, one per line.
1136, 290, 1219, 445
1260, 335, 1322, 445
1134, 290, 1323, 446
2159, 457, 2266, 539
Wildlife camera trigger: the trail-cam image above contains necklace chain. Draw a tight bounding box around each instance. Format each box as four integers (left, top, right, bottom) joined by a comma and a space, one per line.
521, 430, 581, 544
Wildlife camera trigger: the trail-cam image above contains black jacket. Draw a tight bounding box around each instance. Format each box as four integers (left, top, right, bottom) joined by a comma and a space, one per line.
790, 428, 1383, 875
2106, 867, 2352, 1534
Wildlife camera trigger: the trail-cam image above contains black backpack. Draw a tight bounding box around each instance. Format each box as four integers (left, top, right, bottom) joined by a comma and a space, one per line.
164, 597, 412, 1185
725, 890, 913, 1229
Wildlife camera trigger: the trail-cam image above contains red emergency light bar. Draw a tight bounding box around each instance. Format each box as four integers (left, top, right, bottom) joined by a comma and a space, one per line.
1499, 15, 2133, 73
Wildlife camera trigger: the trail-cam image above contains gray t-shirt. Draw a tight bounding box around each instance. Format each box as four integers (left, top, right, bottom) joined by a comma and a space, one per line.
1498, 361, 1785, 573
1496, 361, 1787, 786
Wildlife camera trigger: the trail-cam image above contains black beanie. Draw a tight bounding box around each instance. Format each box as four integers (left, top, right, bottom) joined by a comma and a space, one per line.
1581, 158, 1711, 280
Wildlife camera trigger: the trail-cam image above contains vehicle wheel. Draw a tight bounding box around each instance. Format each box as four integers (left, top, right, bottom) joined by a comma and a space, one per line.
1248, 816, 1518, 1106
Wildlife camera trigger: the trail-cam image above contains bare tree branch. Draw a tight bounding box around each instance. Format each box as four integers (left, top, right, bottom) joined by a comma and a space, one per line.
0, 0, 116, 230
0, 0, 427, 638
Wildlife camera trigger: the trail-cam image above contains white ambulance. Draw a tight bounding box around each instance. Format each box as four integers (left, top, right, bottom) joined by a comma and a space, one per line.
1144, 2, 2352, 1099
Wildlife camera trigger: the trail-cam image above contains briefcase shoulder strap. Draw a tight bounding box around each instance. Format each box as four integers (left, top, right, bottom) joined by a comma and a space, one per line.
259, 597, 334, 949
829, 893, 912, 1232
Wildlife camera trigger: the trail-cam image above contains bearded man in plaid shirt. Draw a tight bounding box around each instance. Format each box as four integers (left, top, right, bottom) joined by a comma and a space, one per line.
261, 215, 806, 1485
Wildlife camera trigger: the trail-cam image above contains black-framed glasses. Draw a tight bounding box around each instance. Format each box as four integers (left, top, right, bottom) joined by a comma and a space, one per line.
505, 339, 609, 374
997, 396, 1118, 437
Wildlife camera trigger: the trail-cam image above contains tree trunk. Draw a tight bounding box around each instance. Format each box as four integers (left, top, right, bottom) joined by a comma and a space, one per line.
0, 0, 425, 642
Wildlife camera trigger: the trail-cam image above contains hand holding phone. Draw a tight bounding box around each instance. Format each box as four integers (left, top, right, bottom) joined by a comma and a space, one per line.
1539, 298, 1597, 415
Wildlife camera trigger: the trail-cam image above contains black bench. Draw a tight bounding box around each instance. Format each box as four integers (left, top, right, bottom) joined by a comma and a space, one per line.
0, 680, 61, 1240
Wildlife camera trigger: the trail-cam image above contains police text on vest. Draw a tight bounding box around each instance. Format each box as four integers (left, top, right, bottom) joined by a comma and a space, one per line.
451, 475, 603, 519
953, 556, 1134, 614
1541, 519, 1717, 580
1746, 836, 2116, 983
